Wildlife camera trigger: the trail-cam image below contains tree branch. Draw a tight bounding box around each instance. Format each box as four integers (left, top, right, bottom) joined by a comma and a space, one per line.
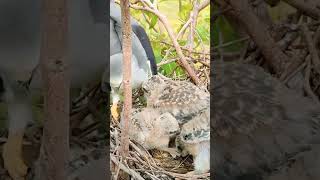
131, 0, 202, 85
38, 0, 69, 179
120, 0, 132, 162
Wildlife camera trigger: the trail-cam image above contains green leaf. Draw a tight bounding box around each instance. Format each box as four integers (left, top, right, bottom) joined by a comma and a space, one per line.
196, 25, 210, 43
178, 3, 192, 20
213, 16, 244, 52
149, 15, 158, 29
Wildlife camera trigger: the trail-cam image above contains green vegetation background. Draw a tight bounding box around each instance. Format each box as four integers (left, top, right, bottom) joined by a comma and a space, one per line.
130, 0, 210, 77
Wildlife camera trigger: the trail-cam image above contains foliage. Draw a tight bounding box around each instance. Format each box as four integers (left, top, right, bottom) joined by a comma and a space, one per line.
130, 0, 210, 78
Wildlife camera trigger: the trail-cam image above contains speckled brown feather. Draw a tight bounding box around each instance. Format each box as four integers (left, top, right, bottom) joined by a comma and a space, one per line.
180, 109, 210, 144
212, 62, 320, 138
142, 75, 210, 173
142, 75, 209, 124
212, 61, 320, 179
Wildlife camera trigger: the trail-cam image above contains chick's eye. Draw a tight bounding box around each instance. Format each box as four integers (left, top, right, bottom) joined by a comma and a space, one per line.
142, 86, 148, 92
183, 134, 191, 140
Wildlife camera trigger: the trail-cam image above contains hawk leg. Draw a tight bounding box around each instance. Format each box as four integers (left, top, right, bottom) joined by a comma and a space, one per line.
111, 102, 119, 120
3, 131, 28, 180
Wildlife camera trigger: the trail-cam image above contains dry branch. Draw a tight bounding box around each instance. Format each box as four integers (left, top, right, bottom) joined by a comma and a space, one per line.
214, 0, 320, 102
217, 0, 290, 75
38, 0, 69, 179
120, 0, 132, 161
283, 0, 320, 20
301, 23, 320, 74
131, 0, 203, 85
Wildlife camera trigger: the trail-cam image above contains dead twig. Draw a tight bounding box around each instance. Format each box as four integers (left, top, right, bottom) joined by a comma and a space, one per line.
131, 0, 203, 85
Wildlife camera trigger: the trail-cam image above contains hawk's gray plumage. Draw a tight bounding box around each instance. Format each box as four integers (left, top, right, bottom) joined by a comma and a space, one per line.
109, 2, 153, 74
105, 2, 154, 120
106, 53, 150, 107
0, 1, 108, 179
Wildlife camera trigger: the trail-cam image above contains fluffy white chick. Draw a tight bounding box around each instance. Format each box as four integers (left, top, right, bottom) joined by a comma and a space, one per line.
176, 110, 210, 174
126, 108, 180, 157
141, 75, 210, 174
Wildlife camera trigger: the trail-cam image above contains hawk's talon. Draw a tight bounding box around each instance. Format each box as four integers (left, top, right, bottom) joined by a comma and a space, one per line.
2, 132, 28, 180
111, 103, 119, 120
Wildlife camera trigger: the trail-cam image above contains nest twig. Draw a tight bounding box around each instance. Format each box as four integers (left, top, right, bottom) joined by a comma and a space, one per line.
110, 116, 210, 180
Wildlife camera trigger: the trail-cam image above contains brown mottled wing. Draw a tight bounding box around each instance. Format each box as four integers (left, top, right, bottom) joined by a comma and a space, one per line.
211, 62, 320, 138
264, 144, 320, 180
211, 61, 320, 180
180, 109, 210, 144
150, 80, 209, 124
153, 82, 202, 107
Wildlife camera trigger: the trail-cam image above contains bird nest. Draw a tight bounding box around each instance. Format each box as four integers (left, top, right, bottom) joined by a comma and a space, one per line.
109, 91, 210, 180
